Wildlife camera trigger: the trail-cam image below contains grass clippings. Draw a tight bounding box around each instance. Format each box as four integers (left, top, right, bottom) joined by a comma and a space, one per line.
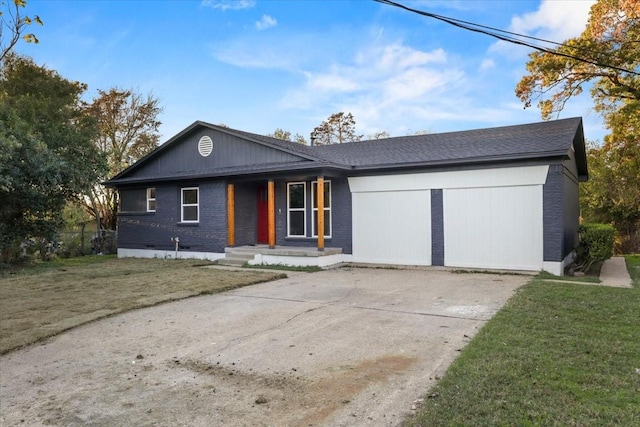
243, 263, 323, 273
405, 264, 640, 426
0, 257, 285, 355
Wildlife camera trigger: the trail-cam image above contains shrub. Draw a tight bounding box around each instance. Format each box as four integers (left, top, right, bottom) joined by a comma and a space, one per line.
575, 223, 615, 271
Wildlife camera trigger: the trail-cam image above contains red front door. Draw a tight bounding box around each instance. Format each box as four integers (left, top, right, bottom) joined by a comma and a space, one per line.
257, 186, 269, 244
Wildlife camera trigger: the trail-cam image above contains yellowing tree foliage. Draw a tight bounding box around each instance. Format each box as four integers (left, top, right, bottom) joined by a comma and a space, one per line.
0, 0, 43, 62
84, 89, 162, 230
516, 0, 639, 252
311, 112, 362, 145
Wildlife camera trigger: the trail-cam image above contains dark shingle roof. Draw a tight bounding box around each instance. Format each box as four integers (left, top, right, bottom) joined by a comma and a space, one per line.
312, 117, 583, 169
105, 117, 587, 186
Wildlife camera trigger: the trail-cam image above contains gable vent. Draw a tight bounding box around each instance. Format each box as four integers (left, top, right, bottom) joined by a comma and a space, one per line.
198, 136, 213, 157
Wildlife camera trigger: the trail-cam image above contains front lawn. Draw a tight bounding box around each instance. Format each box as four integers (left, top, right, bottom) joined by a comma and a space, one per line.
626, 254, 640, 286
405, 258, 640, 426
0, 257, 284, 354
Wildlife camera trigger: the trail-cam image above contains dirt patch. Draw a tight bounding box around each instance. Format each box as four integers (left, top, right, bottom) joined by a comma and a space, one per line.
15, 354, 416, 427
162, 354, 417, 426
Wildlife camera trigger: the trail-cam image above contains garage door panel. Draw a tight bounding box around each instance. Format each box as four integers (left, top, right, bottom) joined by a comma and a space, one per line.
444, 186, 543, 270
353, 190, 431, 265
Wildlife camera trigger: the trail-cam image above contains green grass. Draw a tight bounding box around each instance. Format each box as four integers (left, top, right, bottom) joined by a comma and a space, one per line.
0, 257, 285, 354
405, 272, 640, 426
536, 270, 601, 283
0, 254, 117, 277
625, 255, 640, 287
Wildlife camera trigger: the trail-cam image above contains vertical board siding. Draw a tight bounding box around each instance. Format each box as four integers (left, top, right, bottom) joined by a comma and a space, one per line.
130, 128, 308, 179
443, 185, 543, 270
352, 190, 431, 265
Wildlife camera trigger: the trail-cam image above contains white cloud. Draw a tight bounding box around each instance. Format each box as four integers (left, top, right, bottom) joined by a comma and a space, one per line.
255, 14, 277, 30
479, 58, 495, 71
306, 72, 359, 92
202, 0, 255, 11
277, 42, 476, 136
510, 0, 595, 42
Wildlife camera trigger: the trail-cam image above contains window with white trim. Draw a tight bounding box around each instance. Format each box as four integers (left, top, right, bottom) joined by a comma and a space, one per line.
181, 187, 199, 223
312, 180, 331, 237
147, 188, 156, 212
287, 182, 306, 237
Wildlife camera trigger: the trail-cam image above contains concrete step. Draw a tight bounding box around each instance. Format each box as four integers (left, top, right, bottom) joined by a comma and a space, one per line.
216, 253, 255, 267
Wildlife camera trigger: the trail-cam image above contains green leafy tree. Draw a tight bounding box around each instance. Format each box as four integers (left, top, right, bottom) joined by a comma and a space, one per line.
580, 141, 640, 252
84, 88, 162, 230
311, 112, 362, 145
267, 128, 308, 144
0, 0, 43, 62
0, 55, 105, 262
516, 0, 639, 252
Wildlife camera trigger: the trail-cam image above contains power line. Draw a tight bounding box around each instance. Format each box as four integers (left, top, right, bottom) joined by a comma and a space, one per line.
374, 0, 640, 76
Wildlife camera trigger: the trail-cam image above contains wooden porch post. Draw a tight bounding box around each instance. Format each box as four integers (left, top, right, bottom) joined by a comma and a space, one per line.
227, 183, 235, 246
268, 180, 275, 249
317, 176, 325, 251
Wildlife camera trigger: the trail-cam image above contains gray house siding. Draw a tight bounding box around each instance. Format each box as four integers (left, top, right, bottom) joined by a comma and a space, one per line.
430, 189, 445, 266
543, 160, 581, 263
233, 182, 259, 246
129, 127, 310, 180
108, 119, 586, 272
118, 181, 228, 253
274, 177, 352, 253
562, 170, 580, 257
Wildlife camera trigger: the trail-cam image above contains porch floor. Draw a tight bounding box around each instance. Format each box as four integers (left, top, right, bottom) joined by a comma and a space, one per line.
219, 245, 344, 267
225, 245, 342, 257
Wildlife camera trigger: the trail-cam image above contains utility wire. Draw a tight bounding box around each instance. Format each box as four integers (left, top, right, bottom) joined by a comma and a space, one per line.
374, 0, 640, 76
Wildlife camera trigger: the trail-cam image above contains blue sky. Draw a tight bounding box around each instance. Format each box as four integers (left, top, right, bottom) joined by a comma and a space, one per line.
16, 0, 604, 143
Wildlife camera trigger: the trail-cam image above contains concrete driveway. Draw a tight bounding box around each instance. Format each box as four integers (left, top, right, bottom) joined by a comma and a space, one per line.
0, 267, 528, 426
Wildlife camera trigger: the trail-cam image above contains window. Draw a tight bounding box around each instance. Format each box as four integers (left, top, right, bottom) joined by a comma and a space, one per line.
287, 182, 306, 236
119, 188, 147, 212
312, 180, 331, 237
181, 187, 199, 223
147, 188, 156, 212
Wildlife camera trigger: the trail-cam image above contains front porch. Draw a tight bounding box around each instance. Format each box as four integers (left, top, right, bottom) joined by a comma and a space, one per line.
217, 245, 347, 268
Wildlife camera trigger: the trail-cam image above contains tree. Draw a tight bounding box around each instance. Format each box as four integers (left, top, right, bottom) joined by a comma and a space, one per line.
84, 88, 162, 230
0, 54, 106, 262
516, 0, 639, 131
516, 0, 640, 252
580, 140, 640, 252
0, 0, 42, 62
368, 130, 390, 140
267, 128, 308, 144
311, 112, 362, 145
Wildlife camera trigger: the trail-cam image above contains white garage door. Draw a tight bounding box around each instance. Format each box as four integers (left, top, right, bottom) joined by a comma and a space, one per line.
352, 190, 431, 265
443, 185, 543, 271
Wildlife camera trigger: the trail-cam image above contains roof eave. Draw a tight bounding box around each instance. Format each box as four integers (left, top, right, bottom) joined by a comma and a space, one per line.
104, 162, 349, 187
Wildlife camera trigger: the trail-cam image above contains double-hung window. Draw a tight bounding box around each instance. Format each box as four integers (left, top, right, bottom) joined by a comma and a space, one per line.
147, 188, 156, 212
312, 180, 331, 237
181, 187, 199, 223
287, 182, 306, 237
